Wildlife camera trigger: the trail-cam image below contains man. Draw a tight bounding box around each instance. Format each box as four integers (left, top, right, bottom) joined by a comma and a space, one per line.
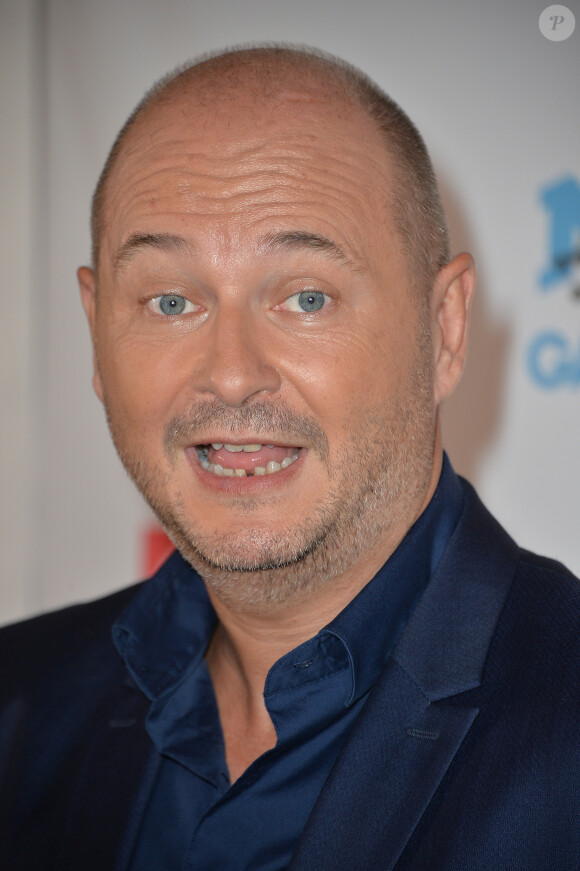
1, 45, 579, 870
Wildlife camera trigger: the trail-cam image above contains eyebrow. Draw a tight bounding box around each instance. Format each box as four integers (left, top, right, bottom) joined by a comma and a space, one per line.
258, 230, 362, 272
113, 233, 195, 270
113, 229, 361, 272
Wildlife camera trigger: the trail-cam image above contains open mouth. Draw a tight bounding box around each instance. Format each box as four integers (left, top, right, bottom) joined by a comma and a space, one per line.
195, 443, 301, 478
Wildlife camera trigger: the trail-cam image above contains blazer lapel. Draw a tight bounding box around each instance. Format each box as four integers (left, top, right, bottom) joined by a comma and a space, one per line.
56, 677, 158, 871
290, 481, 520, 871
288, 659, 478, 871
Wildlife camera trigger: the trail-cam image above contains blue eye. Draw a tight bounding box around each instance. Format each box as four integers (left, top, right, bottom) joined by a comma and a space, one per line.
151, 294, 193, 316
298, 291, 325, 312
281, 290, 328, 312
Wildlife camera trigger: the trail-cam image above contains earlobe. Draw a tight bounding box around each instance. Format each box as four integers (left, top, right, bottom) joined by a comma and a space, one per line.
431, 252, 476, 405
77, 266, 104, 403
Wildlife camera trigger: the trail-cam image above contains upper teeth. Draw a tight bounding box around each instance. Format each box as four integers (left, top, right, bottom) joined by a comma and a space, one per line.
212, 443, 264, 452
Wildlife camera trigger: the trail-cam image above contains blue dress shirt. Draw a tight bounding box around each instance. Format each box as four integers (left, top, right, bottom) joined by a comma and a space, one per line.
114, 456, 464, 870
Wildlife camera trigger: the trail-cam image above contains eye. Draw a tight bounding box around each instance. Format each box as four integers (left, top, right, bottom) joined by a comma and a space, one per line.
280, 290, 328, 313
148, 294, 196, 316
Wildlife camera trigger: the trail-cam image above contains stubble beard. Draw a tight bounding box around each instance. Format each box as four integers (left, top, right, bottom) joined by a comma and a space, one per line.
102, 327, 436, 612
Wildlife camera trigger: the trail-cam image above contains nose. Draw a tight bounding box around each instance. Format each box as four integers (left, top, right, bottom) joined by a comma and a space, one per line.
195, 304, 281, 407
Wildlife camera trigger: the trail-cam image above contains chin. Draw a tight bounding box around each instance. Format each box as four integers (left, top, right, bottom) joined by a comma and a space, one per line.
168, 519, 326, 575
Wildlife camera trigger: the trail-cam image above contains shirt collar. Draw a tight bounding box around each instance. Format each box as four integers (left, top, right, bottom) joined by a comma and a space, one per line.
113, 551, 217, 701
114, 454, 464, 707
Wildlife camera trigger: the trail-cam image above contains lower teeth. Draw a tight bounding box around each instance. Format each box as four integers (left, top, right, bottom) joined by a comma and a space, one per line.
197, 449, 299, 477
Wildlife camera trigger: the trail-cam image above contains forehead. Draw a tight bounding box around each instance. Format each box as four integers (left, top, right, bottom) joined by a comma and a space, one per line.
101, 81, 397, 269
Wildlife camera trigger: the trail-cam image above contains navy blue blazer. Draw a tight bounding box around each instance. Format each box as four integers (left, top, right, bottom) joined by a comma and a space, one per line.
1, 479, 579, 870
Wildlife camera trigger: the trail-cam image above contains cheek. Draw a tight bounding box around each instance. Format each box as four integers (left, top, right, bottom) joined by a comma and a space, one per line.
314, 322, 410, 391
279, 322, 406, 431
96, 326, 188, 431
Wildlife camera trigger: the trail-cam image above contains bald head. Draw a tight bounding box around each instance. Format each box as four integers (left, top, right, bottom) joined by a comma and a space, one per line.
91, 45, 450, 295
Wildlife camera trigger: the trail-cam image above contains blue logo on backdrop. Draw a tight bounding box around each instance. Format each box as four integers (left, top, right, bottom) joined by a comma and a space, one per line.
527, 332, 580, 389
527, 175, 580, 389
538, 176, 580, 293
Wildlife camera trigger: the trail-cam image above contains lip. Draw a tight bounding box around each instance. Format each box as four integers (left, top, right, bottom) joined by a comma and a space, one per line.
185, 445, 306, 494
191, 438, 298, 448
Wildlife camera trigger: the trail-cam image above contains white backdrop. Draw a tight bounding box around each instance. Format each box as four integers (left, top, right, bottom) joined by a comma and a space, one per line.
2, 0, 579, 624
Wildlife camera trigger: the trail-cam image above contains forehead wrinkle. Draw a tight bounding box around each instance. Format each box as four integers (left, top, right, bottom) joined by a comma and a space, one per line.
173, 160, 384, 225
109, 166, 384, 237
108, 109, 389, 203
114, 116, 387, 192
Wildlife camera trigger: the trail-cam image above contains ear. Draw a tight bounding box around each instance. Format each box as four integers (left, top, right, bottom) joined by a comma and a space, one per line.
78, 265, 104, 403
431, 252, 475, 405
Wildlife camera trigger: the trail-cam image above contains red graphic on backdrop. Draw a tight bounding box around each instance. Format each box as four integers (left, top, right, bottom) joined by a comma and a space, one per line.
141, 524, 175, 577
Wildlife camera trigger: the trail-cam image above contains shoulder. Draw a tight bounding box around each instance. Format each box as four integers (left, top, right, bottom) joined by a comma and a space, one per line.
458, 477, 580, 633
426, 516, 580, 857
492, 548, 580, 687
454, 542, 580, 789
516, 547, 580, 609
0, 582, 152, 859
0, 582, 148, 787
0, 582, 144, 697
457, 477, 580, 686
